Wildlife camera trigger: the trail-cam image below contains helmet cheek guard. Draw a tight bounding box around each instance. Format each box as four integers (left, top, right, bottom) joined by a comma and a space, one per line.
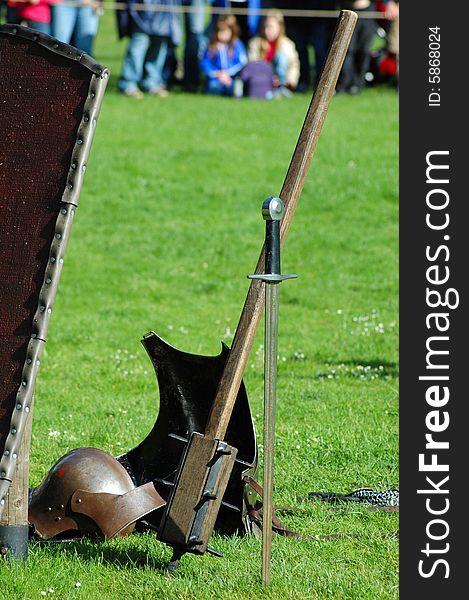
28, 448, 165, 540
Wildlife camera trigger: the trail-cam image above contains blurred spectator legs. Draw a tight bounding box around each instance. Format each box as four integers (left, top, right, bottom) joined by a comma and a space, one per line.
6, 11, 51, 34
22, 20, 51, 34
285, 1, 335, 91
289, 19, 328, 90
118, 28, 169, 95
336, 11, 377, 93
273, 50, 288, 86
51, 3, 99, 56
182, 0, 206, 92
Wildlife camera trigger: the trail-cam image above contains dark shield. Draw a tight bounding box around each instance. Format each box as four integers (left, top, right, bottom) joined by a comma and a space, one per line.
0, 25, 109, 520
118, 332, 257, 535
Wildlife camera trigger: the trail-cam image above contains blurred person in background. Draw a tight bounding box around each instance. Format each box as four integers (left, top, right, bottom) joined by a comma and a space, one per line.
247, 9, 299, 97
200, 15, 247, 96
336, 0, 398, 94
7, 0, 53, 34
117, 0, 182, 98
51, 0, 101, 56
283, 0, 336, 92
208, 0, 262, 44
182, 0, 207, 92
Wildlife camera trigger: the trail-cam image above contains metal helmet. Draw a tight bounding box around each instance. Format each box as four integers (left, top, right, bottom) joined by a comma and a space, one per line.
29, 447, 165, 540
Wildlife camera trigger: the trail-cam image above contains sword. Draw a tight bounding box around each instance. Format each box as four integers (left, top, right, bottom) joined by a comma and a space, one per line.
249, 197, 297, 584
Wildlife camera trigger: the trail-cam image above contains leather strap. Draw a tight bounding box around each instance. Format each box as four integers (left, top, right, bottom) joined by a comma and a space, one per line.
242, 476, 399, 541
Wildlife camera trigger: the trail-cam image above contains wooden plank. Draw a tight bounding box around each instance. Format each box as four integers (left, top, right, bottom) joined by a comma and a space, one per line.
160, 434, 237, 551
196, 443, 237, 553
160, 434, 215, 546
0, 399, 33, 527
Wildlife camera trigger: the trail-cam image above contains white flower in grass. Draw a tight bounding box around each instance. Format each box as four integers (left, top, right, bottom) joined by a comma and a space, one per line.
223, 326, 233, 339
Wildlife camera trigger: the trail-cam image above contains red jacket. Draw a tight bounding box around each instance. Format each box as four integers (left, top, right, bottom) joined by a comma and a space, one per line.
7, 0, 54, 24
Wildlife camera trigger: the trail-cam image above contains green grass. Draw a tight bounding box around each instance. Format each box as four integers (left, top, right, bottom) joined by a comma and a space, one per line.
1, 11, 398, 600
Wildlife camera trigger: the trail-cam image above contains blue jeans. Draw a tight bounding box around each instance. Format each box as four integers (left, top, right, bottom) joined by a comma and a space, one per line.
273, 52, 289, 87
27, 21, 51, 35
51, 5, 99, 56
5, 14, 51, 35
118, 30, 169, 93
205, 77, 234, 97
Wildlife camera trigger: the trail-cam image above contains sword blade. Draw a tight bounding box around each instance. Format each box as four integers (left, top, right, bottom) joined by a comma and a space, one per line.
262, 282, 280, 585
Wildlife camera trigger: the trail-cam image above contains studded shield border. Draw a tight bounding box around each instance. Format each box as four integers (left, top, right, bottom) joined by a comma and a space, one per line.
0, 25, 109, 517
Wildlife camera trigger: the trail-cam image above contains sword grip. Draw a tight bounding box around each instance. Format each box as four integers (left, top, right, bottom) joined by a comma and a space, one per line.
262, 197, 284, 276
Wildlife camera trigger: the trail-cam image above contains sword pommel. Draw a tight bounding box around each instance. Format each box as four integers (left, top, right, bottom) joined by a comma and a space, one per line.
262, 197, 285, 222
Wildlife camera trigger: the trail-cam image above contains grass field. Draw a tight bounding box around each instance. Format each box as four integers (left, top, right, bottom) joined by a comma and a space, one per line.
1, 11, 398, 600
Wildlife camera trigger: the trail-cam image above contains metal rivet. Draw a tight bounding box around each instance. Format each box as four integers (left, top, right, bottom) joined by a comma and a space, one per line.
26, 358, 32, 364
0, 499, 5, 506
90, 92, 95, 98
76, 498, 82, 504
11, 428, 17, 435
55, 517, 61, 522
22, 380, 27, 387
103, 72, 109, 80
56, 233, 62, 240
46, 277, 52, 284
59, 258, 64, 264
77, 138, 83, 145
12, 453, 17, 460
16, 403, 22, 410
68, 183, 73, 190
61, 207, 67, 215
71, 163, 77, 170
31, 333, 37, 339
84, 116, 89, 123
4, 450, 9, 457
46, 507, 52, 512
36, 360, 40, 366
53, 43, 59, 49
50, 257, 56, 263
25, 406, 30, 413
47, 308, 52, 314
39, 305, 46, 312
12, 28, 17, 34
82, 165, 87, 172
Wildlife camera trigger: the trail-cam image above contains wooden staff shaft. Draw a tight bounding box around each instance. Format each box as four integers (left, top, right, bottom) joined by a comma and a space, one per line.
205, 10, 358, 441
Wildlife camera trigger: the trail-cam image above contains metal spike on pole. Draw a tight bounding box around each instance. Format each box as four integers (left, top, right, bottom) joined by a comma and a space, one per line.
249, 197, 297, 584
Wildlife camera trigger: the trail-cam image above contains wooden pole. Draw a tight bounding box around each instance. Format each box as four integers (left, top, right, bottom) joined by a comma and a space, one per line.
205, 10, 358, 441
0, 400, 33, 560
